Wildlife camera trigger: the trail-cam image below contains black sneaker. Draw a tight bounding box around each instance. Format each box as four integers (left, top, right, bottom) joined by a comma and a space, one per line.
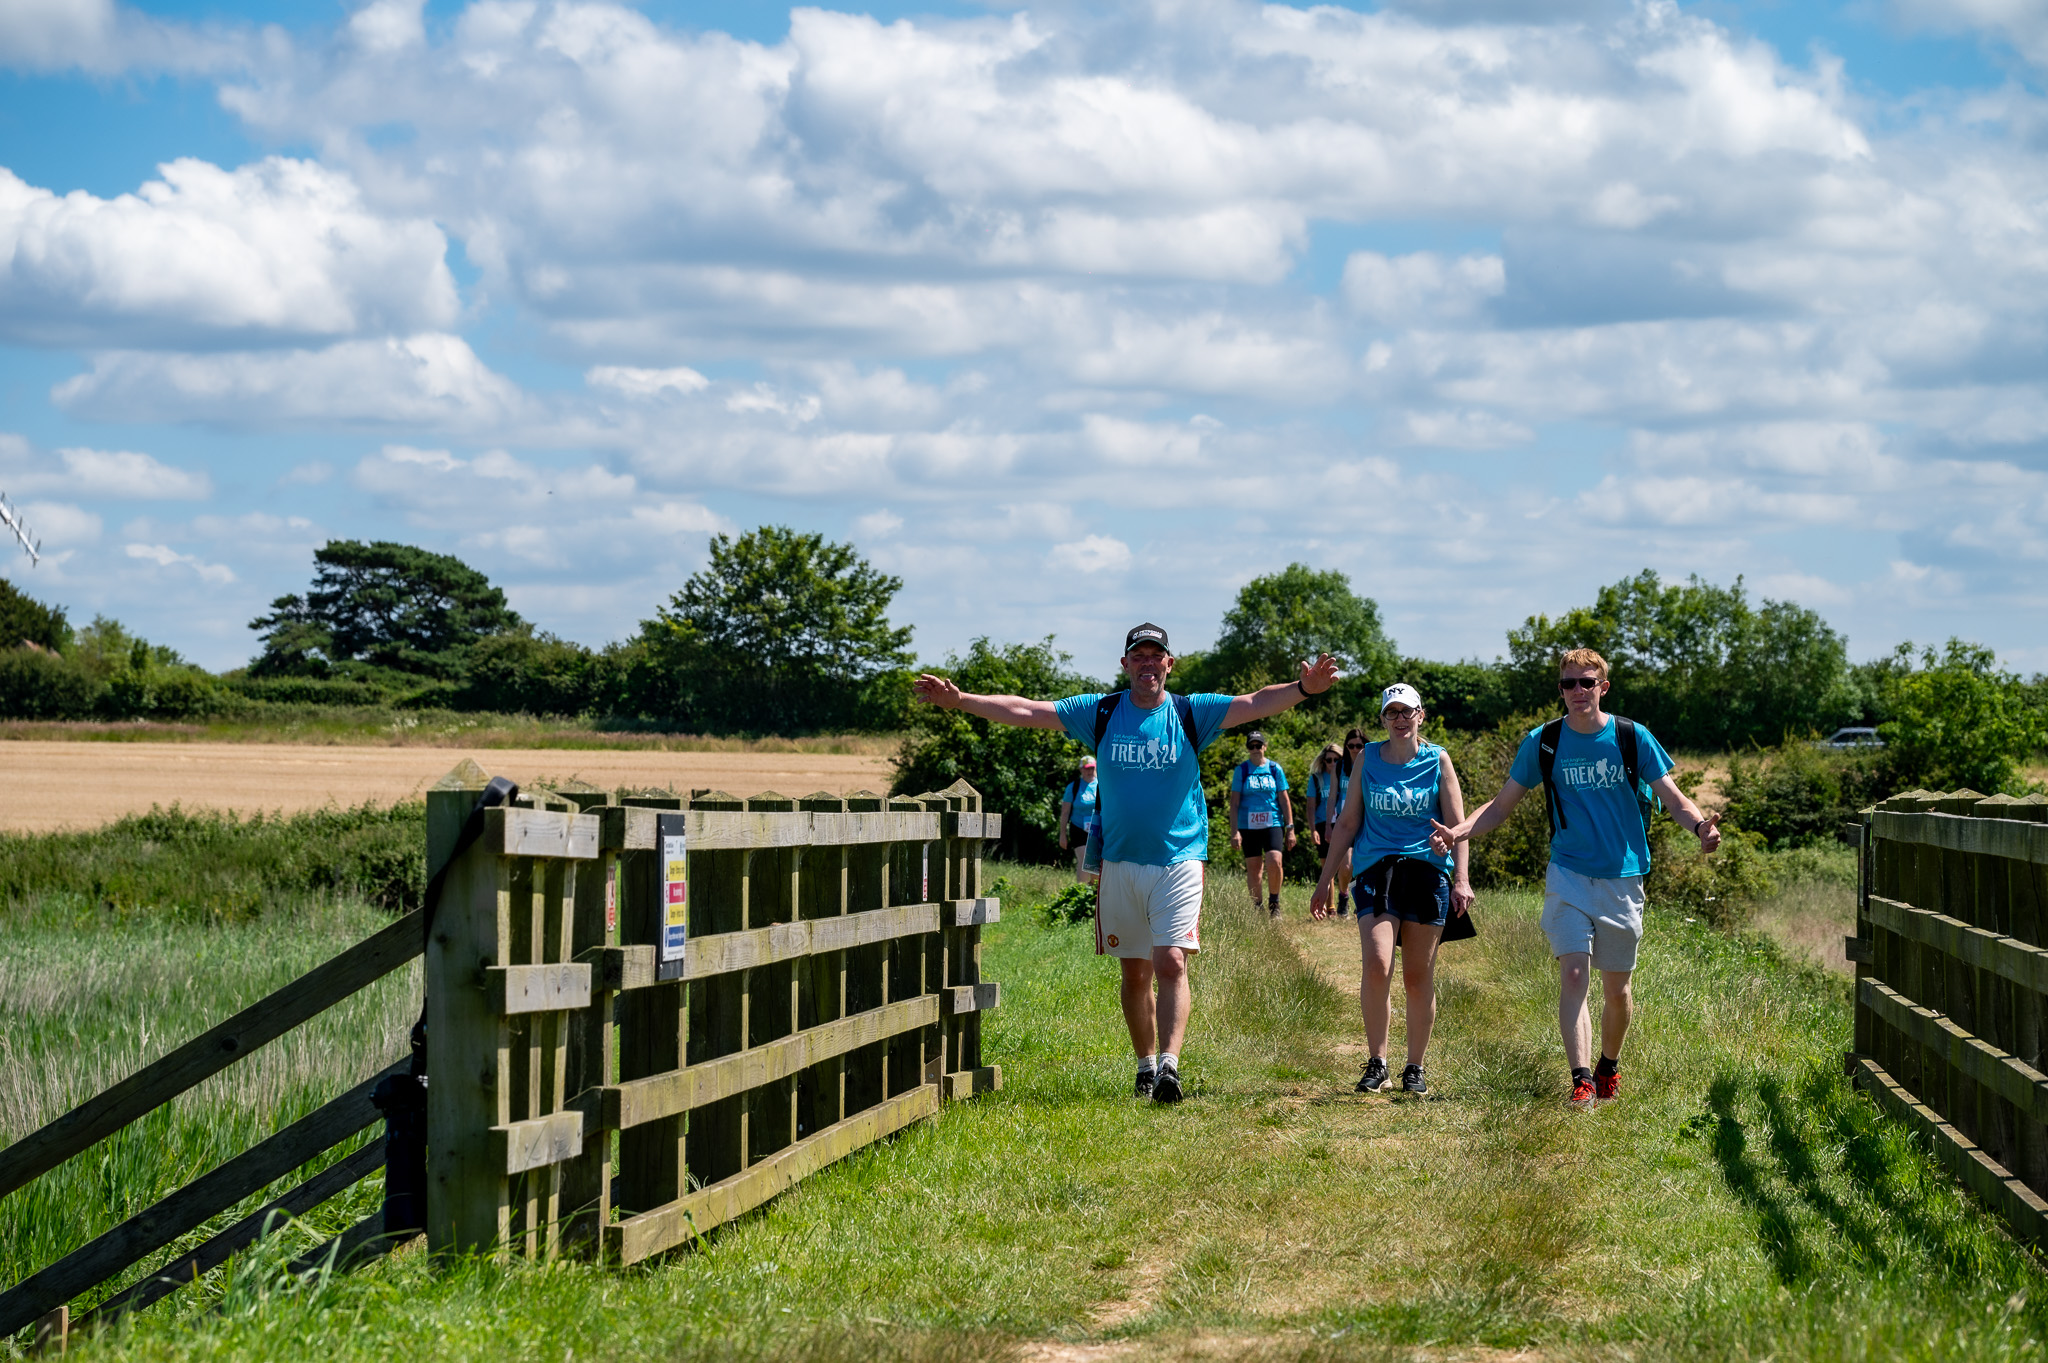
1401, 1063, 1428, 1095
1135, 1068, 1156, 1099
1357, 1057, 1389, 1093
1152, 1063, 1184, 1104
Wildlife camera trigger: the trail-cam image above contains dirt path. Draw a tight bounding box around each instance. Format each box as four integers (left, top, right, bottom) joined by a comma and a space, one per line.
0, 741, 898, 833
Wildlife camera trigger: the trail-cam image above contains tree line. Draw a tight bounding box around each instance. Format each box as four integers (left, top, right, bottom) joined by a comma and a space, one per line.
3, 529, 2044, 832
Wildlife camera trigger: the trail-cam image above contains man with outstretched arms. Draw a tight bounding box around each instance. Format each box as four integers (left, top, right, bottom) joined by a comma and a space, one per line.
1429, 649, 1721, 1106
914, 623, 1339, 1105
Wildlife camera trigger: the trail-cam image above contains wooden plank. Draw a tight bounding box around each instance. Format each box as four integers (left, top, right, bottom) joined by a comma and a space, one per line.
1873, 811, 2048, 866
0, 915, 421, 1203
580, 944, 657, 992
283, 1210, 399, 1277
30, 1307, 64, 1356
606, 1084, 939, 1265
599, 996, 938, 1130
684, 810, 940, 851
1867, 895, 2048, 995
941, 1066, 1003, 1101
0, 1062, 400, 1340
487, 808, 602, 860
1859, 979, 2048, 1121
1844, 936, 1873, 965
599, 805, 658, 852
678, 904, 938, 984
490, 1111, 584, 1176
486, 964, 593, 1016
74, 1137, 385, 1329
940, 983, 1000, 1016
946, 899, 1001, 927
1855, 1058, 2048, 1246
426, 838, 514, 1257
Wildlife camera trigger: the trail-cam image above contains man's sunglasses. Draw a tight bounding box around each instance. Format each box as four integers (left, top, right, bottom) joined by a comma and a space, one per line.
1559, 677, 1602, 691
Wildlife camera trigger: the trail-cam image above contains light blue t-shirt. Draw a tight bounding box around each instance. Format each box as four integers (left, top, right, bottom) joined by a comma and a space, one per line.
1055, 691, 1234, 866
1351, 742, 1453, 874
1230, 758, 1289, 830
1507, 716, 1674, 879
1062, 778, 1099, 831
1307, 765, 1350, 825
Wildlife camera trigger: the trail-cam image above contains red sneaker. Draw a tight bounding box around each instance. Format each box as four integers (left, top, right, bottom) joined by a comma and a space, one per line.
1595, 1070, 1621, 1101
1571, 1076, 1596, 1107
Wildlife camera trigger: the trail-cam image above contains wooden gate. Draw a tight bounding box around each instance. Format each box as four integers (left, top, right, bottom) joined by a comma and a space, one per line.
424, 773, 1004, 1265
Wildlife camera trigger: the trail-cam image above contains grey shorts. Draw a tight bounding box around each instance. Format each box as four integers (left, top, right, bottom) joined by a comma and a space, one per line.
1540, 863, 1644, 972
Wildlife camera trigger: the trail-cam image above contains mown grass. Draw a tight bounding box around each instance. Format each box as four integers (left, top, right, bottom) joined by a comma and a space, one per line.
0, 713, 900, 754
4, 853, 2045, 1361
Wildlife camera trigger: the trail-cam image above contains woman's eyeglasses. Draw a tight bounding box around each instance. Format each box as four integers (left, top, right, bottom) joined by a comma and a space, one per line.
1559, 677, 1602, 691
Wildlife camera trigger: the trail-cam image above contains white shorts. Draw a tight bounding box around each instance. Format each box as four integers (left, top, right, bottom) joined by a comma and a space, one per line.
1096, 860, 1204, 958
1541, 863, 1645, 972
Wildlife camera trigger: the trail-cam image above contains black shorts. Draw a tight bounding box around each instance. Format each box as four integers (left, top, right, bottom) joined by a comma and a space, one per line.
1239, 826, 1285, 855
1313, 821, 1329, 844
1067, 824, 1091, 849
1352, 855, 1450, 926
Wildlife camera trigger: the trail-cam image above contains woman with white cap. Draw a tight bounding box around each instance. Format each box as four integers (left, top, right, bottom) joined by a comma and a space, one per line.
1058, 755, 1101, 885
1309, 683, 1474, 1095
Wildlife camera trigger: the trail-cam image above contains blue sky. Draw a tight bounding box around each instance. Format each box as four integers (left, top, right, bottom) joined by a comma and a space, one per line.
4, 0, 2048, 674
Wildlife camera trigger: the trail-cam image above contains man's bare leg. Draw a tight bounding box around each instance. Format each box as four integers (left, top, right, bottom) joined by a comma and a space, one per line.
1360, 916, 1396, 1056
1558, 952, 1594, 1071
1151, 945, 1191, 1058
1599, 969, 1633, 1061
1120, 957, 1157, 1058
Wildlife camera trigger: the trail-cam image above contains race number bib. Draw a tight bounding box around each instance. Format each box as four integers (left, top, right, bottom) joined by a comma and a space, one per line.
1246, 811, 1276, 829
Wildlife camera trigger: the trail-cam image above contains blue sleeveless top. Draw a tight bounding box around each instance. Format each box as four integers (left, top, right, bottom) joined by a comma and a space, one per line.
1350, 741, 1453, 873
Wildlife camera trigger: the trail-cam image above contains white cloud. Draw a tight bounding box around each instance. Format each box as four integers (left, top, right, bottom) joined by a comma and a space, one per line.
125, 541, 235, 584
1344, 253, 1505, 325
0, 0, 243, 74
0, 437, 210, 500
586, 365, 710, 398
0, 160, 457, 346
1048, 534, 1132, 575
855, 509, 904, 539
53, 334, 528, 428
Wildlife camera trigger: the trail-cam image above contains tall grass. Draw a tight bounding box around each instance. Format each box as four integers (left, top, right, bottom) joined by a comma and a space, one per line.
3, 852, 2043, 1361
0, 713, 902, 754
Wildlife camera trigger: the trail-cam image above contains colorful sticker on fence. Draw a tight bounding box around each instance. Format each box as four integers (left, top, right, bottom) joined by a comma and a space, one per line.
659, 824, 687, 968
605, 860, 618, 933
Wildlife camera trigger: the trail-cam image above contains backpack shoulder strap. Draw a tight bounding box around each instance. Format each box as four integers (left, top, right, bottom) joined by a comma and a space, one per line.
1091, 693, 1121, 752
1614, 716, 1639, 788
1235, 760, 1249, 785
1171, 692, 1199, 753
1538, 718, 1567, 836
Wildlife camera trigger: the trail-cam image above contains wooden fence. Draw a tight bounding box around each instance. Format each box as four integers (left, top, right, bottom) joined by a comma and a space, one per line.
426, 772, 1004, 1265
1848, 787, 2048, 1247
0, 766, 1002, 1348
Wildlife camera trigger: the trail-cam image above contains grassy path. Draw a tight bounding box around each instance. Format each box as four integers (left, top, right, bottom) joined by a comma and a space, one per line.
13, 866, 2048, 1361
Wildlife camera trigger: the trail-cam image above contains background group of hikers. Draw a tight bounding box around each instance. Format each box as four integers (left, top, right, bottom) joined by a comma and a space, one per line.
912, 624, 1722, 1107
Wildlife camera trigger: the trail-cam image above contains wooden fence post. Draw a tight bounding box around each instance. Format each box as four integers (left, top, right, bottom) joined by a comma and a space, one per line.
614, 794, 683, 1225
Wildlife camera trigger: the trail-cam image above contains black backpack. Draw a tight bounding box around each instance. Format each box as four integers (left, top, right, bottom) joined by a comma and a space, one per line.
1090, 691, 1199, 755
1536, 716, 1655, 835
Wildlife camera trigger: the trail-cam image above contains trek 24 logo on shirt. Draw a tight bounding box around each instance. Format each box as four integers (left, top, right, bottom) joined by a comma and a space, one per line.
1103, 727, 1181, 772
1368, 785, 1435, 817
1555, 757, 1629, 791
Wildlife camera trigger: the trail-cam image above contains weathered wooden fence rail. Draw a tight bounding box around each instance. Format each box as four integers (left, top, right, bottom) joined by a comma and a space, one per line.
1, 768, 1003, 1347
1848, 788, 2048, 1247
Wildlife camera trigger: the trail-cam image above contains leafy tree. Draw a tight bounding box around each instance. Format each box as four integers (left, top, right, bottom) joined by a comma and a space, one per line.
1505, 570, 1858, 749
892, 637, 1105, 861
1196, 563, 1398, 696
635, 527, 914, 733
0, 578, 67, 651
1877, 640, 2048, 795
250, 541, 522, 679
454, 630, 607, 717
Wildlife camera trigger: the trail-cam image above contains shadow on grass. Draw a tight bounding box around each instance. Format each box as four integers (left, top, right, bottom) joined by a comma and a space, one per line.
1704, 1072, 1816, 1285
1756, 1073, 1889, 1273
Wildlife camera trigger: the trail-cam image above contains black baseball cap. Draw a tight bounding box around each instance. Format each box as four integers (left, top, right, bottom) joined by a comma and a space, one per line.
1246, 731, 1267, 746
1124, 622, 1169, 652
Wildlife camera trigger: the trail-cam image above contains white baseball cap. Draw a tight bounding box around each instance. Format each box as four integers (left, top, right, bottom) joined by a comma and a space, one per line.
1380, 683, 1424, 713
